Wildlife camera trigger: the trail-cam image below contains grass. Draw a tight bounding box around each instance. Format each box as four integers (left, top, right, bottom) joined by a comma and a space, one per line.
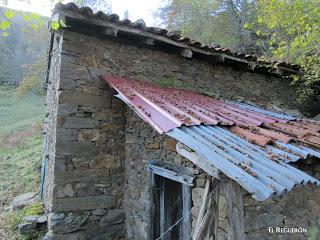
0, 84, 44, 239
0, 85, 44, 138
9, 202, 44, 227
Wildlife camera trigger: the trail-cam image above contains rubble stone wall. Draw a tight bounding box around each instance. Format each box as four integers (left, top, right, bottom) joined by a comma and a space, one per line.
44, 30, 127, 239
124, 108, 210, 239
43, 33, 62, 211
125, 109, 320, 240
60, 30, 316, 116
44, 28, 320, 239
242, 163, 320, 240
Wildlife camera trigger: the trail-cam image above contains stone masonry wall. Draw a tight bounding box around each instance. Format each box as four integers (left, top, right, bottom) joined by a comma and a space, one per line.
60, 30, 315, 117
125, 108, 320, 240
243, 162, 320, 240
44, 33, 62, 211
43, 30, 127, 239
125, 108, 210, 239
45, 28, 319, 239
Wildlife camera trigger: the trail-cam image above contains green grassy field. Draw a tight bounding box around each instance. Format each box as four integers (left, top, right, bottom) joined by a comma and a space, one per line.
0, 85, 44, 138
0, 85, 44, 239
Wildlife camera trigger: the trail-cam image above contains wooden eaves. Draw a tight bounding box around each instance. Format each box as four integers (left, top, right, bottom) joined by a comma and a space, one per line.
51, 9, 299, 77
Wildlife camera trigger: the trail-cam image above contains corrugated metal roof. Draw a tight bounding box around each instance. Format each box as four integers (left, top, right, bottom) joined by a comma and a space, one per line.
103, 76, 320, 149
168, 126, 320, 201
230, 121, 320, 149
103, 76, 286, 132
54, 2, 301, 73
228, 101, 296, 121
103, 76, 320, 200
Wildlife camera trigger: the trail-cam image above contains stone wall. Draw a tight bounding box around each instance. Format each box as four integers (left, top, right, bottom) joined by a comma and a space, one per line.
44, 28, 320, 239
124, 108, 210, 239
43, 30, 127, 239
125, 109, 320, 240
61, 30, 316, 116
43, 32, 62, 211
243, 162, 320, 240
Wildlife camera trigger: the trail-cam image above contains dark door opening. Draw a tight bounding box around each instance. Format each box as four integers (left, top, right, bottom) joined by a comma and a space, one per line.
160, 177, 183, 240
148, 160, 193, 240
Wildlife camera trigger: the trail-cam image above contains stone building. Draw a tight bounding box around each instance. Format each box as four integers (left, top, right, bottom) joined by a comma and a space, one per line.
42, 2, 320, 240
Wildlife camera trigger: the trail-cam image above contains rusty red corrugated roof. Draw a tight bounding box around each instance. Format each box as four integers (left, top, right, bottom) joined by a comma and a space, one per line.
102, 76, 320, 150
102, 76, 284, 130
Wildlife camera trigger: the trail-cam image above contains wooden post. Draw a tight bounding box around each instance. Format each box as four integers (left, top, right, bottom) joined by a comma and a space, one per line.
193, 179, 210, 239
182, 184, 192, 240
160, 179, 166, 240
223, 180, 244, 240
207, 179, 220, 239
149, 173, 156, 240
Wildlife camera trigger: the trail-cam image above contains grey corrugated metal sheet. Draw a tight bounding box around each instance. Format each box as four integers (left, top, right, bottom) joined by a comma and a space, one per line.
228, 101, 297, 121
167, 125, 320, 201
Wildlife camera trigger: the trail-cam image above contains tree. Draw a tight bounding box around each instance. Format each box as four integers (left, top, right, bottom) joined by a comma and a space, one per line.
0, 0, 112, 96
156, 0, 260, 53
0, 7, 49, 87
246, 0, 320, 101
123, 9, 129, 20
76, 0, 112, 13
0, 0, 112, 35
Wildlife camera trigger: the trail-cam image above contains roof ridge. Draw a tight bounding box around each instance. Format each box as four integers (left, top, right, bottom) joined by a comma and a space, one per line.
53, 2, 301, 73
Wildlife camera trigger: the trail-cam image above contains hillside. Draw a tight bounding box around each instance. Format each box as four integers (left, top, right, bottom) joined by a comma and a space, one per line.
0, 6, 49, 87
0, 84, 44, 239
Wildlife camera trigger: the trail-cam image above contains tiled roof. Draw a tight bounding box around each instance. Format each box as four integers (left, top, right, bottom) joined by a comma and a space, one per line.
53, 2, 300, 74
102, 76, 320, 200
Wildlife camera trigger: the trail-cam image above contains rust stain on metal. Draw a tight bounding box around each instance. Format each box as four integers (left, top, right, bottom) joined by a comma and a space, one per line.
102, 75, 320, 150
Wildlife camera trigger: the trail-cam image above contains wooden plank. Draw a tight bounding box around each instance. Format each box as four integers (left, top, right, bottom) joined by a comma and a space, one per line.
193, 179, 210, 239
207, 179, 220, 239
223, 180, 245, 240
164, 179, 172, 240
193, 179, 220, 240
147, 162, 194, 186
176, 143, 219, 179
160, 178, 165, 240
180, 49, 193, 58
148, 173, 156, 240
182, 184, 192, 240
149, 160, 194, 177
194, 197, 214, 240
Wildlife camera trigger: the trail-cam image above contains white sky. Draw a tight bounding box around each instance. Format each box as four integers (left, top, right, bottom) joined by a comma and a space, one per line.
0, 0, 165, 26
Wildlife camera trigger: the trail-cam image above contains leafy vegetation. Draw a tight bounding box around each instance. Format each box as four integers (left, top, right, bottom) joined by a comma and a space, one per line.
157, 0, 260, 53
0, 7, 49, 93
247, 0, 320, 101
157, 0, 320, 101
9, 202, 44, 229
